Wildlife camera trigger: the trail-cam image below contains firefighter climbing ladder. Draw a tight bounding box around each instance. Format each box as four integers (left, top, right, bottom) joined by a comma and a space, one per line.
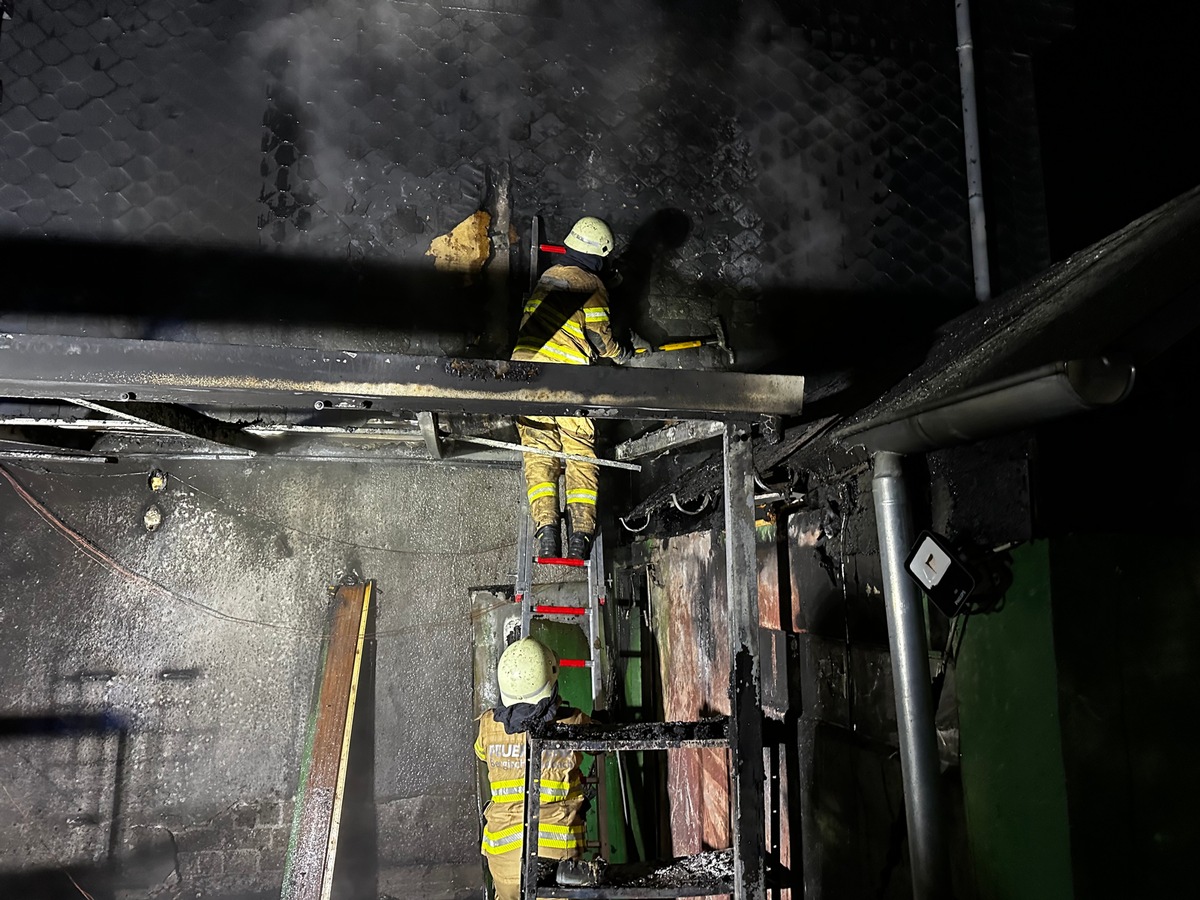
510, 217, 612, 859
514, 491, 612, 859
511, 226, 766, 897
516, 424, 768, 900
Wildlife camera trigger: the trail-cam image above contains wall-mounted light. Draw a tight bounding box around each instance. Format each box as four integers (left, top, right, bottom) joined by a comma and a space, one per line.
904, 530, 975, 617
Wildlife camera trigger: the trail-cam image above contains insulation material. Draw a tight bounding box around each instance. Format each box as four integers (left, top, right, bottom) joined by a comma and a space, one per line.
756, 538, 784, 631
647, 528, 798, 897
648, 531, 731, 863
426, 210, 492, 277
787, 511, 829, 635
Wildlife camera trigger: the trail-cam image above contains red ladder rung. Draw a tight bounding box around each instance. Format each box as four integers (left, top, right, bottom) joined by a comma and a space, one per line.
534, 556, 587, 567
559, 659, 593, 668
535, 605, 587, 616
539, 243, 567, 254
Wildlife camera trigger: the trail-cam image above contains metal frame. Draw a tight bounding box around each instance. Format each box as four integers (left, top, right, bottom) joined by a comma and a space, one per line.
523, 720, 733, 899
0, 334, 804, 422
723, 423, 767, 900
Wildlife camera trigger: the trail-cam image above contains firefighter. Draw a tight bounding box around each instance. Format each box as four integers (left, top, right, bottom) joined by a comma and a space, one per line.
475, 638, 591, 900
511, 216, 638, 560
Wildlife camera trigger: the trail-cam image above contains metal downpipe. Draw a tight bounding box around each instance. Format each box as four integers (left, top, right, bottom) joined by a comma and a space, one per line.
956, 0, 991, 302
872, 451, 950, 900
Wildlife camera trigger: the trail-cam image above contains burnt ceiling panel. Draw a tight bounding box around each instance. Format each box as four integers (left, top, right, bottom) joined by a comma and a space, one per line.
2, 0, 982, 349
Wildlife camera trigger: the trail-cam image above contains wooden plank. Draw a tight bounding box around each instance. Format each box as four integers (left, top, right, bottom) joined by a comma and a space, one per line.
281, 582, 372, 900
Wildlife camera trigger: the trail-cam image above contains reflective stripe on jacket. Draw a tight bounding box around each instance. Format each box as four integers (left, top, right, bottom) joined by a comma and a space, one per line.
511, 265, 625, 366
474, 707, 591, 857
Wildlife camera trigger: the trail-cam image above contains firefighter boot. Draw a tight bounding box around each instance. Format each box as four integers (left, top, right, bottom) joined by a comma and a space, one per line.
567, 531, 593, 561
556, 856, 607, 887
535, 524, 561, 559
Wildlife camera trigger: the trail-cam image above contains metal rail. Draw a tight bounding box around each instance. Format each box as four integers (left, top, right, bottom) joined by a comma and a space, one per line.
450, 434, 642, 471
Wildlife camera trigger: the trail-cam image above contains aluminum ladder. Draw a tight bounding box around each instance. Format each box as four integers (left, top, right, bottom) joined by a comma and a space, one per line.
513, 490, 612, 859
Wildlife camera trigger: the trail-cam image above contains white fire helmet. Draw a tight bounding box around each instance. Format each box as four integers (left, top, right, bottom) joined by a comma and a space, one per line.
563, 216, 614, 257
497, 637, 559, 707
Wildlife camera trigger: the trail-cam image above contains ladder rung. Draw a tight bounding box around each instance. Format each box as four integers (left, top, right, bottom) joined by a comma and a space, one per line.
560, 659, 593, 668
534, 556, 588, 568
535, 605, 587, 616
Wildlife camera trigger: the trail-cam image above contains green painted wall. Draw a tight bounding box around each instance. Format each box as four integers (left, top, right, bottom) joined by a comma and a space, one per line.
1048, 533, 1200, 896
956, 541, 1074, 900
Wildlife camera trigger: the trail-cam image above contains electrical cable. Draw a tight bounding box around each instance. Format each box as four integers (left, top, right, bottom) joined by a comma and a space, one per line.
1, 464, 308, 633
6, 461, 518, 559
0, 464, 513, 641
65, 872, 96, 900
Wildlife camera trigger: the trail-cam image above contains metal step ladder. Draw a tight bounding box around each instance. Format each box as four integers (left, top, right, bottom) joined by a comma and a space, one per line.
513, 485, 612, 858
514, 423, 769, 900
521, 718, 742, 899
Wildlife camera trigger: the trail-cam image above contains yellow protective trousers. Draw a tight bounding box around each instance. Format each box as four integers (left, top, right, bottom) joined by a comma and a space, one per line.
486, 847, 574, 900
516, 415, 598, 535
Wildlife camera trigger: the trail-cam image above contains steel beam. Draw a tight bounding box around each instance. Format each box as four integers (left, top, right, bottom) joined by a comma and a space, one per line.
723, 423, 766, 900
450, 433, 642, 471
0, 334, 804, 422
0, 447, 112, 464
613, 420, 723, 460
87, 434, 515, 467
531, 718, 730, 752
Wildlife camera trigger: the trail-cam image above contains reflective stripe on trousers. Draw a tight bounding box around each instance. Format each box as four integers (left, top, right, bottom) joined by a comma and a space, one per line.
481, 821, 586, 855
516, 415, 598, 534
490, 776, 581, 803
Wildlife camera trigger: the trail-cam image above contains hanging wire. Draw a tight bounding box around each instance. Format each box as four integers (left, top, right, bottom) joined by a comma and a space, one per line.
669, 491, 711, 516
0, 464, 512, 641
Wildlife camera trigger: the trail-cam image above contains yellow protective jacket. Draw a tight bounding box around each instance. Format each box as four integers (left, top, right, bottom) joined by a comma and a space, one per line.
474, 707, 591, 858
512, 264, 627, 366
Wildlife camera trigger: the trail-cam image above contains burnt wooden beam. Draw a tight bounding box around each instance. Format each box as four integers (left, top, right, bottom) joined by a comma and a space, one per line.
724, 424, 766, 900
281, 582, 373, 900
66, 397, 267, 454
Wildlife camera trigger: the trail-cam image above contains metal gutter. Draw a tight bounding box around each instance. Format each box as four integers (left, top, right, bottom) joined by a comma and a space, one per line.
837, 357, 1134, 454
